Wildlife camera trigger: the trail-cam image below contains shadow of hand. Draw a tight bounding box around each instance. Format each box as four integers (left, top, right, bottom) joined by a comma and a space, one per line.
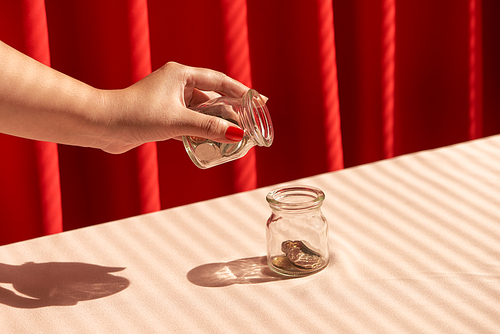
187, 256, 294, 287
0, 262, 130, 308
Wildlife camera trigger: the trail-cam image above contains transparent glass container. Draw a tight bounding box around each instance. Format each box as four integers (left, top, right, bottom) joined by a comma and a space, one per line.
266, 186, 329, 277
182, 89, 273, 169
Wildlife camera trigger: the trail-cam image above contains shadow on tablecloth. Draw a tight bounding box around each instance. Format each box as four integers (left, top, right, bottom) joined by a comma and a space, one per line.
0, 262, 130, 308
187, 256, 297, 287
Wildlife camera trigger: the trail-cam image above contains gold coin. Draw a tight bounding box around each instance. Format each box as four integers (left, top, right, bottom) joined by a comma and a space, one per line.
280, 240, 323, 270
281, 240, 302, 253
282, 240, 321, 257
286, 248, 322, 270
271, 256, 294, 270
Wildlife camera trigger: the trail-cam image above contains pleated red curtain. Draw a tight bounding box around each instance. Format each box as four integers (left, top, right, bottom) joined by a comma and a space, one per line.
334, 0, 500, 167
1, 0, 499, 245
0, 0, 63, 243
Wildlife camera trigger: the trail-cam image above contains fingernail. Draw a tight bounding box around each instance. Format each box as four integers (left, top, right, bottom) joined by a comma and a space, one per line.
225, 126, 244, 141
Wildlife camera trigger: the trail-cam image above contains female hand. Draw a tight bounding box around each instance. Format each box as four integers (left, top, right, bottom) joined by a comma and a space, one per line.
101, 62, 250, 153
0, 40, 250, 154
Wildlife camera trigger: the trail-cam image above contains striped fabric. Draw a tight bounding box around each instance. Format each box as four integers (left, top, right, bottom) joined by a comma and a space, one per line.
1, 135, 499, 333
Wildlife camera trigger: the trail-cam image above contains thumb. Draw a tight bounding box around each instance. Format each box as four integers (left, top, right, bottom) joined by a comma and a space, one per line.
180, 110, 245, 143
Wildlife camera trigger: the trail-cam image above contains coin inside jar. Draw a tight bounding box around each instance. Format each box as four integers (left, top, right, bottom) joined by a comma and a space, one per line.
281, 240, 322, 270
286, 248, 322, 269
194, 142, 219, 161
271, 256, 295, 271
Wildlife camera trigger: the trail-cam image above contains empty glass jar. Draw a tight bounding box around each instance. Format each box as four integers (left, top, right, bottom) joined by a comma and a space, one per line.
266, 186, 329, 277
182, 89, 273, 169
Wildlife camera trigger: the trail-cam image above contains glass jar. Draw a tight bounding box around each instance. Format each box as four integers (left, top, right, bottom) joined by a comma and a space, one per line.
182, 89, 273, 169
266, 186, 329, 277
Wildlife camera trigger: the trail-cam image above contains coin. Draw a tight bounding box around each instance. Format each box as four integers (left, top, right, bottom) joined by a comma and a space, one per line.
271, 256, 295, 270
282, 240, 321, 256
281, 240, 302, 253
194, 142, 219, 161
281, 240, 322, 270
286, 248, 322, 270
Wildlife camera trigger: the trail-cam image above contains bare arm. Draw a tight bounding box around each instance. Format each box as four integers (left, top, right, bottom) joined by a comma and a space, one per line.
0, 40, 248, 154
0, 40, 110, 149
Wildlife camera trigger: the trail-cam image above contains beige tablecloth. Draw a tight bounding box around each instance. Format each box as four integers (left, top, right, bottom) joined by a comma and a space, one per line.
1, 136, 500, 333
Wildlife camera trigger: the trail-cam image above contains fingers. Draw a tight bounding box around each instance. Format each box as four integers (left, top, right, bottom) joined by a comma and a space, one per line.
136, 62, 251, 145
189, 89, 221, 107
183, 65, 250, 98
178, 110, 244, 144
172, 63, 248, 142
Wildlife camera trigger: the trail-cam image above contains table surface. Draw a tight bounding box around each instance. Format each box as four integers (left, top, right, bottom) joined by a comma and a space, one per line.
1, 136, 500, 334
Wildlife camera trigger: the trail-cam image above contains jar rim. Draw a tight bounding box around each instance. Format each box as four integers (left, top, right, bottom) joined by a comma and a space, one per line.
242, 89, 274, 147
266, 186, 325, 210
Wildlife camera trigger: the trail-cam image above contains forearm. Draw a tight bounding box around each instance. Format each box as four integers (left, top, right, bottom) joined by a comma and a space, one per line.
0, 41, 251, 154
0, 41, 109, 148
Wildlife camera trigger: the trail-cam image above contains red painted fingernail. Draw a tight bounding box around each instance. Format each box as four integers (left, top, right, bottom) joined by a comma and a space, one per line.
225, 126, 244, 141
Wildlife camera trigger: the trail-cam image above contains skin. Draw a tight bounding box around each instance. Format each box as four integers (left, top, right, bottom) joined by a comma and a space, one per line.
0, 40, 249, 154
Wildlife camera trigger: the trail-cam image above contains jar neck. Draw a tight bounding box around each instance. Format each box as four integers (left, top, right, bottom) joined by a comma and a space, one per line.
241, 89, 274, 147
266, 186, 325, 212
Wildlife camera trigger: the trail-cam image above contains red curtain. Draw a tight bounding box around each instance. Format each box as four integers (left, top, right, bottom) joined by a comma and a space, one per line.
0, 0, 498, 245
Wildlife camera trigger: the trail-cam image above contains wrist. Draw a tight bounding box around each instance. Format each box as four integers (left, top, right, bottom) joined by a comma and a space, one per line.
91, 88, 140, 154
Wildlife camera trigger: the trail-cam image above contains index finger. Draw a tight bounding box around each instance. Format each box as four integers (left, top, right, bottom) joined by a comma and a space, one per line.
185, 66, 250, 98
